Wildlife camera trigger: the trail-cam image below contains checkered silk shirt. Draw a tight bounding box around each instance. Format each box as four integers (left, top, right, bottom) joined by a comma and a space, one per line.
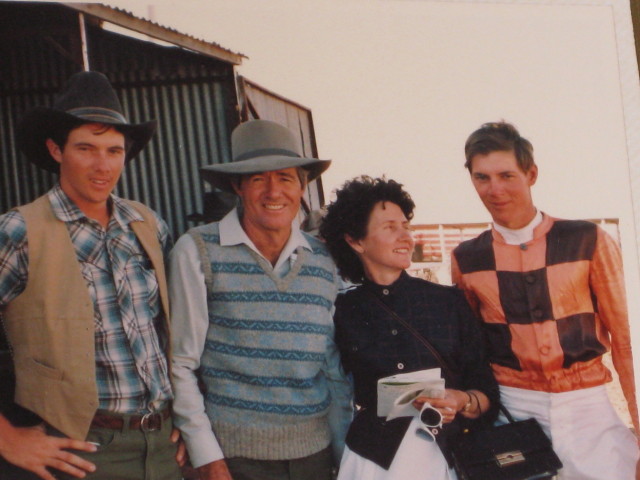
451, 213, 639, 431
0, 185, 173, 413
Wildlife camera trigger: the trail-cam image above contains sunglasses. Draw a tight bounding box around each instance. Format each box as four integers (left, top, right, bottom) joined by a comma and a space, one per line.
416, 403, 443, 442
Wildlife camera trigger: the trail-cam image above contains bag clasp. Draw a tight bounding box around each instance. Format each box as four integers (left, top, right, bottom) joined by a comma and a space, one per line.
495, 451, 525, 467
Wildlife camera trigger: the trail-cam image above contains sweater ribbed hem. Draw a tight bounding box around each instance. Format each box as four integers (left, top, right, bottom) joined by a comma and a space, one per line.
212, 416, 331, 460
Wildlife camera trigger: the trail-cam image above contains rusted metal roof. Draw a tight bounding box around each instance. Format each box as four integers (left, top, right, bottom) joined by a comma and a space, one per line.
64, 3, 247, 65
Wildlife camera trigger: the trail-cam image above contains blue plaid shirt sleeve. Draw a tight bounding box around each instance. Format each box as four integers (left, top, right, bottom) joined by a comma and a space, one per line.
0, 211, 29, 307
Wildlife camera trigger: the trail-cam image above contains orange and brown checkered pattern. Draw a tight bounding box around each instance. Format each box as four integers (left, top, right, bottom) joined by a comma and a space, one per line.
451, 214, 638, 431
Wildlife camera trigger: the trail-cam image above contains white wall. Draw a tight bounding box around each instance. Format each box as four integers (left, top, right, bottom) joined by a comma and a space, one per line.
107, 0, 640, 400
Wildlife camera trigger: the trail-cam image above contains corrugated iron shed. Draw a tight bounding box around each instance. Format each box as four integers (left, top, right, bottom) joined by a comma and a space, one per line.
0, 1, 326, 239
239, 77, 327, 213
65, 2, 246, 65
0, 1, 330, 428
1, 1, 242, 238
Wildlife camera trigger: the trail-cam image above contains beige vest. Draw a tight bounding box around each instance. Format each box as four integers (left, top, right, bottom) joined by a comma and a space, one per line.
2, 195, 171, 440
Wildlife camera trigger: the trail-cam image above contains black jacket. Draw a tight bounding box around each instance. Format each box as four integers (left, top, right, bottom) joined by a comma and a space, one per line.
334, 272, 499, 469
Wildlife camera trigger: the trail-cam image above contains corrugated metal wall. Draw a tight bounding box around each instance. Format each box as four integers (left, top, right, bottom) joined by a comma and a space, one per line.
0, 2, 239, 240
0, 2, 331, 406
0, 4, 72, 211
109, 74, 236, 239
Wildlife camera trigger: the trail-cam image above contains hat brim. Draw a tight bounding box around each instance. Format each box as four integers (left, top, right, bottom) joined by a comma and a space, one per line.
200, 155, 331, 191
16, 107, 157, 173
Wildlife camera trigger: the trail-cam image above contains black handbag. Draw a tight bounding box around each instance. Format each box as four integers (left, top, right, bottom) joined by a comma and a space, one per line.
368, 291, 563, 480
450, 406, 563, 480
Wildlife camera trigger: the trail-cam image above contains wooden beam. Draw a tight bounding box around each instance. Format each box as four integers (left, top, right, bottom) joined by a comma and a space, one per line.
63, 3, 245, 65
631, 0, 640, 77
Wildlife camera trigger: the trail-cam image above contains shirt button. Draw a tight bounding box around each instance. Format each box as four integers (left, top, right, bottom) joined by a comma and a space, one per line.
539, 345, 550, 355
533, 309, 543, 319
525, 274, 536, 284
397, 362, 405, 370
382, 289, 390, 295
391, 329, 398, 335
352, 346, 358, 352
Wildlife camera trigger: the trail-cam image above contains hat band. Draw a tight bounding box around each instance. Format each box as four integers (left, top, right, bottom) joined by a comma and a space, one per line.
67, 107, 127, 124
234, 147, 300, 162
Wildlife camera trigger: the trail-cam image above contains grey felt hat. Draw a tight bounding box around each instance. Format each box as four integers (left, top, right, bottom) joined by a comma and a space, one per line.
201, 119, 331, 191
16, 71, 156, 173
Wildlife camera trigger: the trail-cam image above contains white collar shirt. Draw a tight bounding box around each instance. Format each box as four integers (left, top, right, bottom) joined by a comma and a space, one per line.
494, 209, 543, 246
219, 207, 311, 276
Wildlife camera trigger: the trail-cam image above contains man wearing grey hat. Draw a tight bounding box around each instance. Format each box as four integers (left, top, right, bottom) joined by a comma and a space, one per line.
0, 71, 183, 480
169, 119, 353, 480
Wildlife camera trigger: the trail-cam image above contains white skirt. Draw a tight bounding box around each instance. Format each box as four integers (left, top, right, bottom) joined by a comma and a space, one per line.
337, 416, 457, 480
499, 385, 639, 480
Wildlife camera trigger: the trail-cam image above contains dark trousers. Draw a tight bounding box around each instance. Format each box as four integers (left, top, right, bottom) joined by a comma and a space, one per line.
56, 415, 181, 480
0, 416, 181, 480
226, 446, 334, 480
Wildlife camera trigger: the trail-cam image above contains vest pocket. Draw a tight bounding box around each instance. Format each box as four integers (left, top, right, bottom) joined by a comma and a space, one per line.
22, 357, 64, 381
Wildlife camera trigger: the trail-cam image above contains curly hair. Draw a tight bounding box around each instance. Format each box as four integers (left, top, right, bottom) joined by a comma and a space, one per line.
319, 176, 415, 284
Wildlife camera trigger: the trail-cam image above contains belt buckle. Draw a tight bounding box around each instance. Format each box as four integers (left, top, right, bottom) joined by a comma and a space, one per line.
140, 412, 161, 432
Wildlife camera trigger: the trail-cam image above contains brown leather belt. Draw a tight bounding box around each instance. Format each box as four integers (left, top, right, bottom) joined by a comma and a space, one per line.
90, 407, 170, 432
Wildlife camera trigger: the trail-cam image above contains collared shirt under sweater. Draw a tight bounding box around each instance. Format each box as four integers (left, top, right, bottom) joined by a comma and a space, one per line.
169, 208, 353, 468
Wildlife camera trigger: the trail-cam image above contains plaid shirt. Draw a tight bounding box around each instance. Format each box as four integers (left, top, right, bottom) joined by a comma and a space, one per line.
0, 185, 173, 414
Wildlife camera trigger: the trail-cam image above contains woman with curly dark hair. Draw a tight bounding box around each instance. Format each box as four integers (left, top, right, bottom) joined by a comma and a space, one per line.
320, 176, 498, 479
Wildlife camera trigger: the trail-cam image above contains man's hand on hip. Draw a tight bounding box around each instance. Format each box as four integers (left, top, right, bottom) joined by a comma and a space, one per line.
0, 418, 97, 480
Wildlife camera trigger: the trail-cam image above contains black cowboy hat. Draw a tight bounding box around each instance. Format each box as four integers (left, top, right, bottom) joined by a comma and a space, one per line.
16, 71, 157, 173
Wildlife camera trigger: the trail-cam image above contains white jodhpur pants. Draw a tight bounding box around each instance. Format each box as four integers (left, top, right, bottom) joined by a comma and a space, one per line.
499, 385, 639, 480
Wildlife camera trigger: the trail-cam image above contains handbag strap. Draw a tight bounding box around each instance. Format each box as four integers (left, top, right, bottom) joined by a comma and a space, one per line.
365, 290, 456, 380
366, 290, 522, 422
499, 404, 517, 423
366, 290, 522, 423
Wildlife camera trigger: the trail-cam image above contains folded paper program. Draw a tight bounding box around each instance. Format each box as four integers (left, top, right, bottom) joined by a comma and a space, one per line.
377, 367, 445, 418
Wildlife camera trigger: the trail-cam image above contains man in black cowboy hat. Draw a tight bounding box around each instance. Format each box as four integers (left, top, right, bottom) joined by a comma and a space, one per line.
168, 120, 352, 480
0, 71, 183, 480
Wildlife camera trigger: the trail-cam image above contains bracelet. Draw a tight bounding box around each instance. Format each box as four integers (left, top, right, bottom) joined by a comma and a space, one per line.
469, 391, 481, 414
462, 391, 473, 412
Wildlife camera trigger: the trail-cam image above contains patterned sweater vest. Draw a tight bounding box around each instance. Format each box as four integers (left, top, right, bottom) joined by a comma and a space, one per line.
188, 223, 339, 460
